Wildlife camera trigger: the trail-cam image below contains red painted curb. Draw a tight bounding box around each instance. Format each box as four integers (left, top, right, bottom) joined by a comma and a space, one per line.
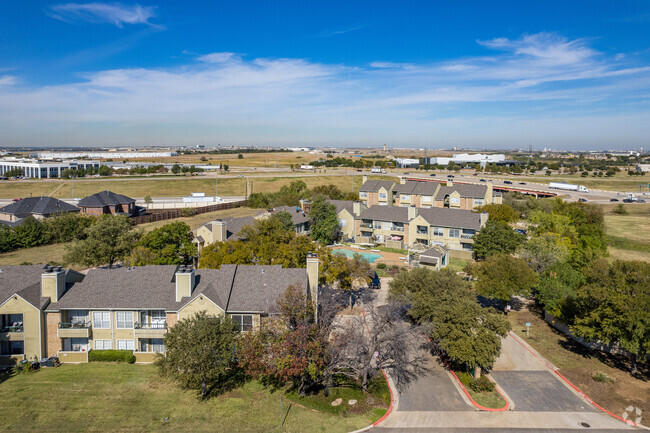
508, 331, 637, 427
361, 311, 395, 427
432, 345, 509, 412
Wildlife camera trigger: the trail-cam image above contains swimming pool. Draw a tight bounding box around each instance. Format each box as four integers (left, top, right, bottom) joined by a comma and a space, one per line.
331, 248, 382, 263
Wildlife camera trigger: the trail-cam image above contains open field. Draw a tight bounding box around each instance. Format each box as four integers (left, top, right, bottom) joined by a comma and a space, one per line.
0, 207, 262, 268
0, 363, 374, 433
0, 174, 364, 199
113, 151, 327, 168
508, 307, 650, 420
603, 204, 650, 262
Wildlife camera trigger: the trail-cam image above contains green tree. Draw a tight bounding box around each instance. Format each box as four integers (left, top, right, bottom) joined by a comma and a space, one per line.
43, 213, 94, 244
156, 311, 239, 399
131, 221, 196, 265
97, 165, 112, 176
0, 224, 16, 252
269, 211, 294, 231
474, 254, 539, 310
571, 260, 650, 374
472, 220, 524, 260
389, 268, 510, 377
64, 215, 142, 268
237, 153, 243, 159
536, 262, 584, 317
144, 195, 153, 204
517, 232, 572, 273
171, 164, 181, 174
473, 204, 519, 224
13, 216, 47, 248
223, 164, 229, 172
309, 197, 341, 245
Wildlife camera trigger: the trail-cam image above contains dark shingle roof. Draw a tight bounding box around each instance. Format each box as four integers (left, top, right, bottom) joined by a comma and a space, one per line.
327, 200, 354, 215
418, 207, 482, 230
273, 206, 310, 225
0, 265, 51, 308
359, 180, 395, 193
393, 180, 438, 195
46, 264, 308, 315
0, 197, 79, 218
358, 206, 410, 223
78, 190, 135, 207
221, 216, 256, 241
421, 245, 448, 259
435, 183, 487, 199
0, 218, 25, 227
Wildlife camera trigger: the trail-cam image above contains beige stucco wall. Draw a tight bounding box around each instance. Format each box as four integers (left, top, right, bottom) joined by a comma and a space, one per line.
0, 296, 42, 360
178, 296, 225, 320
337, 209, 355, 240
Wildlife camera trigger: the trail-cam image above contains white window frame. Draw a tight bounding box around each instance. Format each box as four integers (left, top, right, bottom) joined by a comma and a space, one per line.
359, 192, 368, 198
230, 314, 254, 332
422, 195, 432, 202
116, 311, 134, 329
117, 339, 135, 350
473, 198, 484, 206
449, 228, 461, 238
94, 339, 112, 350
93, 311, 110, 329
338, 218, 347, 228
379, 192, 387, 199
433, 227, 444, 236
400, 194, 410, 201
450, 197, 461, 205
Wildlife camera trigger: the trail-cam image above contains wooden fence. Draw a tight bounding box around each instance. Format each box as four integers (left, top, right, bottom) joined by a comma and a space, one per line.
131, 200, 247, 225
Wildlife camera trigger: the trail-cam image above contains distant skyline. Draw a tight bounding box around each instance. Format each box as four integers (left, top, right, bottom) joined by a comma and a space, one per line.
1, 1, 650, 149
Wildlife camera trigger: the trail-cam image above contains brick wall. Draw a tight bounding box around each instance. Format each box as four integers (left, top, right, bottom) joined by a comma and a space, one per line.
45, 312, 60, 358
166, 312, 178, 329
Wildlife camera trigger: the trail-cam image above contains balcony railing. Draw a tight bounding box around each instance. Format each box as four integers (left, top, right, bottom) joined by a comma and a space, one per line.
59, 322, 90, 329
134, 322, 167, 330
0, 324, 23, 332
391, 226, 404, 232
461, 234, 474, 239
416, 230, 428, 235
360, 223, 373, 228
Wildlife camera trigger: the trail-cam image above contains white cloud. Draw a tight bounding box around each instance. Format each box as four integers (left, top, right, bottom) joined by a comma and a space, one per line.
1, 32, 649, 148
48, 2, 158, 28
0, 75, 17, 86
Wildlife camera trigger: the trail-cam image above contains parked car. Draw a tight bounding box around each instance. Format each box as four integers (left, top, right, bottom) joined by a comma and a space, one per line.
514, 228, 528, 235
610, 198, 619, 202
504, 180, 513, 185
578, 198, 588, 203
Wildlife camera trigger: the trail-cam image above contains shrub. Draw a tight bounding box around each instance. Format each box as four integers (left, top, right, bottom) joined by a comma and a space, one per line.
469, 375, 495, 393
89, 350, 136, 363
376, 263, 387, 270
592, 371, 616, 384
181, 208, 196, 217
612, 204, 628, 215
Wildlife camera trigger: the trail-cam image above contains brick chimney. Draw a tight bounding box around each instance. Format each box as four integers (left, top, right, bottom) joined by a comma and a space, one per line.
175, 267, 196, 302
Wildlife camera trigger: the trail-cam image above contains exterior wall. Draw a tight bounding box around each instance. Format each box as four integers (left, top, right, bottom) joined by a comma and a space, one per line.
135, 352, 159, 363
45, 312, 60, 357
337, 210, 355, 240
82, 207, 105, 216
178, 296, 225, 320
0, 296, 42, 361
166, 312, 178, 329
58, 351, 88, 363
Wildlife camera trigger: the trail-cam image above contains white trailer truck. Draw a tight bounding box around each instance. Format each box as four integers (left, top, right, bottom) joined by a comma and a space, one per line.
549, 182, 589, 193
371, 167, 387, 174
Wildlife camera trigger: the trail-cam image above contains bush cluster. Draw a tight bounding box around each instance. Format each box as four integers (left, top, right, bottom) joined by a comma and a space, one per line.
469, 376, 495, 393
89, 350, 136, 363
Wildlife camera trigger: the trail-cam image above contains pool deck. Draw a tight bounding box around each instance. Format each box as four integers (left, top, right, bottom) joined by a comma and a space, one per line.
330, 246, 409, 268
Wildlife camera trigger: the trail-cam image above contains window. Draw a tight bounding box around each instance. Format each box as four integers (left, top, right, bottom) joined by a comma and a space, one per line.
433, 227, 444, 236
63, 338, 88, 352
450, 197, 461, 205
94, 340, 112, 350
383, 221, 392, 230
422, 195, 432, 202
0, 340, 24, 355
416, 225, 428, 235
150, 310, 166, 328
230, 314, 253, 332
140, 338, 166, 352
449, 229, 460, 238
379, 192, 387, 199
374, 221, 382, 229
400, 194, 410, 201
93, 312, 110, 329
68, 310, 87, 326
117, 339, 135, 350
359, 192, 367, 198
338, 218, 347, 228
473, 199, 484, 206
116, 311, 134, 329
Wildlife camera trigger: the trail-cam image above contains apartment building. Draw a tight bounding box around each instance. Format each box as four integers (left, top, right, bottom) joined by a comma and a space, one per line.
0, 259, 319, 366
393, 180, 438, 208
432, 181, 499, 210
358, 178, 396, 207
327, 200, 366, 240
354, 205, 487, 257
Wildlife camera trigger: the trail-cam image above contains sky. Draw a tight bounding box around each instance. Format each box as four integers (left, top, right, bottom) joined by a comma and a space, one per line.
1, 1, 650, 150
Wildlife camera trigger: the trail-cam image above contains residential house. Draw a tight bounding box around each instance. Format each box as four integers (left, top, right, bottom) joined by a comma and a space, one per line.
78, 190, 138, 216
327, 200, 366, 241
271, 206, 311, 234
0, 196, 80, 225
393, 179, 439, 208
417, 245, 450, 270
355, 206, 416, 249
0, 256, 320, 366
193, 216, 258, 253
432, 180, 499, 210
358, 177, 396, 207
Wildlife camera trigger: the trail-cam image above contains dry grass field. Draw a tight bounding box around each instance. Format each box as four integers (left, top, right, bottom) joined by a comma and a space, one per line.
600, 203, 650, 262
114, 151, 327, 167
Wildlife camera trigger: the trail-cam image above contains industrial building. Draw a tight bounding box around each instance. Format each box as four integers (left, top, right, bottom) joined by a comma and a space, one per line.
0, 157, 100, 179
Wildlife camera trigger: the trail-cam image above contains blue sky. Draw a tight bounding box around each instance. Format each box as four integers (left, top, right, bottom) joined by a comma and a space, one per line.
1, 1, 650, 149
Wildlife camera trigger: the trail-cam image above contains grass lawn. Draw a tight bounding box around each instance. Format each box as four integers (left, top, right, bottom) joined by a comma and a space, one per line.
508, 307, 650, 418
0, 174, 363, 199
0, 207, 262, 268
0, 363, 377, 433
604, 209, 650, 262
455, 371, 506, 409
447, 257, 471, 272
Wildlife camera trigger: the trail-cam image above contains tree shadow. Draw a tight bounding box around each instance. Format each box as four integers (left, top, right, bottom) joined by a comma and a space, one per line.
205, 367, 248, 399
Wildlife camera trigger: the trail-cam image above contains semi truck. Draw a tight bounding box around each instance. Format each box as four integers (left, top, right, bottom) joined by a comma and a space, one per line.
549, 182, 589, 193
371, 167, 387, 174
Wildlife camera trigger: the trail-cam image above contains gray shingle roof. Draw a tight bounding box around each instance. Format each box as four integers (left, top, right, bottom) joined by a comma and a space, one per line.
46, 264, 308, 315
0, 265, 51, 308
0, 197, 79, 218
435, 183, 487, 199
0, 218, 25, 227
78, 190, 135, 207
327, 200, 354, 215
393, 180, 438, 195
273, 206, 310, 225
358, 206, 410, 223
421, 245, 448, 259
418, 207, 482, 230
359, 180, 395, 193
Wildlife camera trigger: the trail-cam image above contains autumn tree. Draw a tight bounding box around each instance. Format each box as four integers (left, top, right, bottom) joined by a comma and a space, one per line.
473, 254, 539, 310
156, 311, 239, 399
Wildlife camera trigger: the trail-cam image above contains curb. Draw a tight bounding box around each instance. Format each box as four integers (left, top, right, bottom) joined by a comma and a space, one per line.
508, 331, 640, 428
432, 345, 509, 412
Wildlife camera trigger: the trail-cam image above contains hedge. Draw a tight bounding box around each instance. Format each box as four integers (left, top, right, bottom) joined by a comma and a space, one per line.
88, 350, 136, 363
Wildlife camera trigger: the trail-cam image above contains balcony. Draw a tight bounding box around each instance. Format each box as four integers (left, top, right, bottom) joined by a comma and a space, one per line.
134, 322, 167, 338
360, 223, 373, 229
391, 226, 404, 232
58, 322, 91, 338
461, 234, 474, 239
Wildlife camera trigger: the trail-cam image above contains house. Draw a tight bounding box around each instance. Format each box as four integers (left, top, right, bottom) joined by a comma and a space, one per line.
0, 265, 85, 366
193, 216, 259, 252
327, 200, 366, 241
417, 245, 450, 271
78, 190, 137, 216
0, 256, 320, 366
393, 180, 438, 208
358, 177, 396, 207
270, 206, 311, 234
354, 205, 487, 258
432, 180, 498, 210
0, 196, 80, 224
